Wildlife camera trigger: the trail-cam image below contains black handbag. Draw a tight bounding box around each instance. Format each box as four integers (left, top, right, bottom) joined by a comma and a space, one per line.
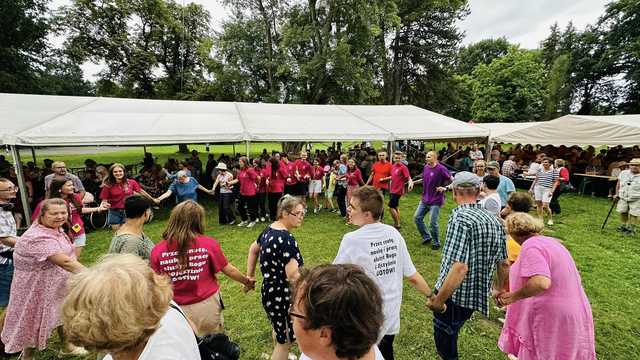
169, 303, 240, 360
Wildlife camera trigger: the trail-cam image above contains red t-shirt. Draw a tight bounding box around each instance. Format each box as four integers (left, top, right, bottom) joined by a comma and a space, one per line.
346, 168, 363, 186
390, 162, 410, 195
150, 235, 229, 305
266, 165, 289, 193
99, 179, 141, 209
238, 168, 258, 196
559, 167, 570, 183
296, 160, 312, 183
371, 161, 392, 190
312, 166, 325, 180
256, 168, 268, 193
285, 161, 298, 185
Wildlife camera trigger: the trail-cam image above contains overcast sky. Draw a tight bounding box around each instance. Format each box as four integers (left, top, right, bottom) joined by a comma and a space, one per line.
50, 0, 610, 79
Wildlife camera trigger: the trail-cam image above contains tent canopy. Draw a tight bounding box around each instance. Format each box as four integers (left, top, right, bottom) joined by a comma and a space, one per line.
491, 115, 640, 147
473, 122, 540, 140
1, 93, 489, 146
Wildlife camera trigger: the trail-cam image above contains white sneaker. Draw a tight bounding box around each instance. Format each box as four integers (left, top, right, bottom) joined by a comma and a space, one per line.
247, 221, 256, 228
260, 217, 266, 222
237, 221, 248, 227
313, 208, 318, 214
547, 219, 554, 225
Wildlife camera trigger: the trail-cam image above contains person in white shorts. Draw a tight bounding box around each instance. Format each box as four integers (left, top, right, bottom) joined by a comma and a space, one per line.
529, 157, 559, 225
309, 159, 324, 214
615, 158, 640, 235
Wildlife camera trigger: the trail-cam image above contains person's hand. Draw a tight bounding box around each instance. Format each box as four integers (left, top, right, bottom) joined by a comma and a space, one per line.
98, 203, 109, 212
613, 194, 619, 200
497, 291, 519, 306
100, 201, 111, 209
153, 198, 161, 205
427, 296, 447, 314
408, 182, 414, 191
436, 186, 447, 193
243, 277, 256, 293
528, 189, 534, 194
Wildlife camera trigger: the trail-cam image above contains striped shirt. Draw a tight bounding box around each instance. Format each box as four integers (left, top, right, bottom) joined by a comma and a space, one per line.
535, 168, 559, 189
436, 204, 507, 316
0, 208, 16, 265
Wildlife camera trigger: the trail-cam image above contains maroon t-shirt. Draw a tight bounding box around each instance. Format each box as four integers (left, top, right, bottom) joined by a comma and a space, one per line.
100, 179, 141, 209
390, 162, 411, 195
238, 168, 258, 196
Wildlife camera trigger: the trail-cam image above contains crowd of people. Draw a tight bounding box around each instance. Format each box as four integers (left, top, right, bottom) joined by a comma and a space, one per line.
2, 140, 634, 360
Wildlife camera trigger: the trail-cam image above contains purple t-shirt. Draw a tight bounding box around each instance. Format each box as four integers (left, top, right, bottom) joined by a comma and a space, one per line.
421, 163, 451, 205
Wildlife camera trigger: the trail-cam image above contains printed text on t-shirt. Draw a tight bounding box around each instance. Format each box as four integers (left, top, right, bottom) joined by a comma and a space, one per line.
370, 238, 398, 277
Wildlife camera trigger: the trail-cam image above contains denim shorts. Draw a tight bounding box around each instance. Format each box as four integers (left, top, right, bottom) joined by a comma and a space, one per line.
0, 261, 14, 307
107, 208, 126, 225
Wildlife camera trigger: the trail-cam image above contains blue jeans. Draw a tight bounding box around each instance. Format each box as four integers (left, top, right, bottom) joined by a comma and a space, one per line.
414, 201, 441, 245
433, 298, 475, 360
0, 261, 14, 307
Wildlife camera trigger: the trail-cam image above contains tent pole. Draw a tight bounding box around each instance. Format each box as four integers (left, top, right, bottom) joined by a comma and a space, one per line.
484, 137, 492, 160
232, 144, 236, 157
11, 146, 32, 227
31, 147, 37, 164
143, 145, 147, 154
245, 141, 250, 158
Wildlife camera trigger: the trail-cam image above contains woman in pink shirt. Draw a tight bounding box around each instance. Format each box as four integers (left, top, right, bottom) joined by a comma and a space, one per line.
495, 213, 596, 360
229, 157, 259, 228
309, 159, 325, 214
150, 200, 254, 337
267, 157, 289, 221
345, 158, 364, 208
100, 163, 154, 231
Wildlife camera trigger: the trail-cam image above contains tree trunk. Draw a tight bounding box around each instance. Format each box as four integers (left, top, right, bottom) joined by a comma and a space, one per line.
178, 144, 190, 153
281, 142, 304, 155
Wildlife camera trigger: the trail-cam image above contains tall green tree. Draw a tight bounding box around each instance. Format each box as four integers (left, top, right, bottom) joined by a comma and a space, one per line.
470, 48, 547, 122
456, 37, 511, 75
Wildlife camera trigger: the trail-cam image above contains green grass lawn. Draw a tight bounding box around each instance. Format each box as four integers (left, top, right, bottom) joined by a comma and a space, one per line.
13, 189, 639, 359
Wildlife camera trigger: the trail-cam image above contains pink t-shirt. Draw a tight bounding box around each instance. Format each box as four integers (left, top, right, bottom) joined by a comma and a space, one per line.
498, 236, 596, 360
311, 166, 325, 180
32, 194, 85, 236
346, 168, 363, 186
238, 168, 258, 196
390, 163, 410, 195
150, 235, 229, 305
266, 165, 288, 193
296, 160, 312, 183
100, 179, 141, 209
285, 161, 298, 185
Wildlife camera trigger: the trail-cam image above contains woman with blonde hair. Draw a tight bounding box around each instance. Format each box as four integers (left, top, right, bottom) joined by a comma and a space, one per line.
495, 212, 596, 360
150, 200, 254, 336
473, 159, 487, 178
62, 253, 200, 359
246, 195, 306, 360
1, 199, 86, 359
100, 163, 154, 231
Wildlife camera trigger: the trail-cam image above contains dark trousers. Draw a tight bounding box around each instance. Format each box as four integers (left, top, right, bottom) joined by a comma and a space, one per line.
433, 298, 475, 360
378, 334, 395, 360
284, 184, 296, 196
257, 192, 267, 219
335, 185, 347, 217
549, 186, 563, 214
218, 193, 236, 224
238, 195, 258, 222
268, 192, 283, 220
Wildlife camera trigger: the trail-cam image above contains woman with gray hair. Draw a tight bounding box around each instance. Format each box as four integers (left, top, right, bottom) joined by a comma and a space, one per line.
246, 194, 306, 360
154, 170, 212, 205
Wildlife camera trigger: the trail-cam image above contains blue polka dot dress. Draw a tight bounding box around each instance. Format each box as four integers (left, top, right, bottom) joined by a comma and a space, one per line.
257, 227, 304, 344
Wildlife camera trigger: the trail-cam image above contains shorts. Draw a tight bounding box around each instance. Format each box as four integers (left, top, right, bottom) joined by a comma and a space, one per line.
180, 291, 224, 337
388, 193, 402, 209
107, 208, 126, 225
617, 198, 640, 217
0, 261, 14, 307
308, 180, 322, 194
325, 191, 334, 199
534, 186, 553, 203
73, 233, 87, 247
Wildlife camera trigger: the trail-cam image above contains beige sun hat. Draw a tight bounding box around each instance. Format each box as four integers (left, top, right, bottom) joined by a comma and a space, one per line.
628, 158, 640, 166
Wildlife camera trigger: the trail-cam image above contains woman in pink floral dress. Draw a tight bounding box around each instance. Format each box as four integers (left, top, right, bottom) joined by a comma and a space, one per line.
496, 213, 596, 360
1, 199, 86, 359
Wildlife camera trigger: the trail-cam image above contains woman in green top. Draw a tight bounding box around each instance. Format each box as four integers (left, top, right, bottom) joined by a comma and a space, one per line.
108, 195, 154, 259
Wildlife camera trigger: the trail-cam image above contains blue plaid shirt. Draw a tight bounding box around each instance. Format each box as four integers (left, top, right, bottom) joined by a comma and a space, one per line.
435, 203, 507, 316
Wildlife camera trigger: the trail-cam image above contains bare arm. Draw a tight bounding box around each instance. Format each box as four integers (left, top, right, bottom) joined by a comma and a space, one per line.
429, 262, 468, 312
284, 258, 301, 283
407, 272, 433, 297
135, 189, 156, 202
498, 275, 551, 306
48, 253, 85, 274
492, 259, 510, 294
0, 236, 17, 247
222, 263, 251, 287
197, 184, 210, 193
155, 189, 174, 202
246, 242, 261, 278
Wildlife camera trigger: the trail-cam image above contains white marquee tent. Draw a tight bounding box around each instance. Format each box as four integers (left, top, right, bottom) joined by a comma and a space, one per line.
489, 115, 640, 147
473, 121, 540, 140
1, 93, 490, 224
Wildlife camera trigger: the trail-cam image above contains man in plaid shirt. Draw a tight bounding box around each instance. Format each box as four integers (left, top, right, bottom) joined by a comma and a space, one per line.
0, 178, 18, 309
427, 172, 508, 360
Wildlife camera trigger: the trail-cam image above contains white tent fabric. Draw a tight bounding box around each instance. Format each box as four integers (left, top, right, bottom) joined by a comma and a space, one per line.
473, 122, 540, 139
492, 115, 640, 147
1, 93, 488, 146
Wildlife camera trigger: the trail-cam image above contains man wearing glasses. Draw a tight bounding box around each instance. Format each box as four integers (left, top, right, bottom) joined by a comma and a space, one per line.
44, 161, 85, 198
0, 178, 19, 309
334, 186, 434, 360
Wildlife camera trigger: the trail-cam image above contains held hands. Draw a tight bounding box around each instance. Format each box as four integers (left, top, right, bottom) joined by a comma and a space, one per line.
153, 198, 161, 205
243, 276, 256, 293
495, 291, 519, 307
426, 295, 447, 314
100, 201, 111, 209
408, 182, 414, 191
436, 186, 447, 193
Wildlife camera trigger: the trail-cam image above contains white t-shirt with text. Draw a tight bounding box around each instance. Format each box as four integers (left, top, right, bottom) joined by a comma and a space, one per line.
333, 222, 417, 335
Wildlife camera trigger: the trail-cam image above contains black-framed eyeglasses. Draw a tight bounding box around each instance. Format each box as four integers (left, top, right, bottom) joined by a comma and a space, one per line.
288, 210, 306, 218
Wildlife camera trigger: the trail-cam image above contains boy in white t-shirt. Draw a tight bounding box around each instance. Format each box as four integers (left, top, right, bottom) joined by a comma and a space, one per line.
333, 186, 435, 360
479, 175, 502, 216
